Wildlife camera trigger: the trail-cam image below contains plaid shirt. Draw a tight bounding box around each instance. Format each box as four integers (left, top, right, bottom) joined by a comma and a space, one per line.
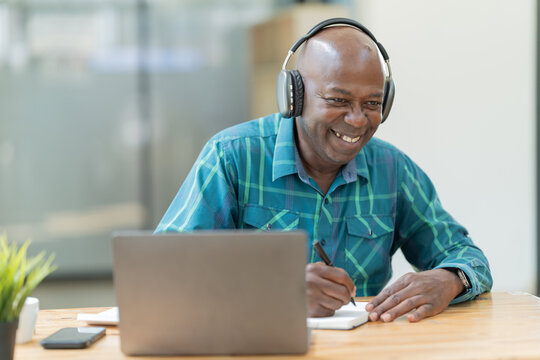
156, 113, 492, 302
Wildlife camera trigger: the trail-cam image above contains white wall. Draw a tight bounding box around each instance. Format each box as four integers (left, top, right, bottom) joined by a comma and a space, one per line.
355, 0, 536, 293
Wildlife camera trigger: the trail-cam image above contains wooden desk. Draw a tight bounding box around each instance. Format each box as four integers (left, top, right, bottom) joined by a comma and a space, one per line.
14, 291, 540, 359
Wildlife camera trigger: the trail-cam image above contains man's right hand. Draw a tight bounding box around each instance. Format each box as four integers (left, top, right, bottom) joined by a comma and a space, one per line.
305, 262, 356, 317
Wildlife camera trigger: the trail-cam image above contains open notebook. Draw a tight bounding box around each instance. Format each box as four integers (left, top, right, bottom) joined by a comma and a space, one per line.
79, 303, 369, 331
307, 302, 369, 330
77, 307, 119, 325
80, 303, 369, 331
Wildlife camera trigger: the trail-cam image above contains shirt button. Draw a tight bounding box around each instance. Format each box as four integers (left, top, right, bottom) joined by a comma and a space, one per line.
321, 239, 326, 246
267, 224, 272, 230
324, 198, 329, 204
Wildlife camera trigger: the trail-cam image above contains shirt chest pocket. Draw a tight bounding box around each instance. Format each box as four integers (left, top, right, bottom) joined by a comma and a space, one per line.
345, 215, 395, 290
346, 215, 394, 240
242, 204, 300, 231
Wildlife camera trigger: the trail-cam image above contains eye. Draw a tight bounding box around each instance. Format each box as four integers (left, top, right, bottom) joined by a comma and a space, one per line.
365, 101, 382, 110
325, 98, 349, 106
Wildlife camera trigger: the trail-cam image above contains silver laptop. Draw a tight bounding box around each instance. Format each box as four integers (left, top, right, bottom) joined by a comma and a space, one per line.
112, 231, 308, 356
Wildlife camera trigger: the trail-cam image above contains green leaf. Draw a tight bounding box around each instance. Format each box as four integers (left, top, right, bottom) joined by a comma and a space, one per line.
0, 234, 56, 322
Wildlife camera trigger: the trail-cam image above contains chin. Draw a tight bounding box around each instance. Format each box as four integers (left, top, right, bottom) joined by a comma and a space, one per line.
331, 145, 366, 164
327, 154, 357, 166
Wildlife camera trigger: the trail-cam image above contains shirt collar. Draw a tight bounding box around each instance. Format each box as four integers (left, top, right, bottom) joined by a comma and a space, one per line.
272, 116, 298, 181
272, 114, 369, 184
352, 147, 369, 183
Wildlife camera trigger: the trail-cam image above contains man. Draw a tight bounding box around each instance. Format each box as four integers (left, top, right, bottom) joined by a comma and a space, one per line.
156, 23, 492, 322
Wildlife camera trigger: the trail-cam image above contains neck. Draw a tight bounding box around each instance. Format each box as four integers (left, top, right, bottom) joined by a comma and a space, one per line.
294, 123, 340, 194
302, 162, 338, 195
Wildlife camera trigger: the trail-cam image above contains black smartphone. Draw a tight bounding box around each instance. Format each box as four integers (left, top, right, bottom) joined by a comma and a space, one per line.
40, 327, 106, 349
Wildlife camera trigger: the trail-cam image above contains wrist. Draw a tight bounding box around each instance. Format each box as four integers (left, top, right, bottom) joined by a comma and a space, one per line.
442, 267, 471, 297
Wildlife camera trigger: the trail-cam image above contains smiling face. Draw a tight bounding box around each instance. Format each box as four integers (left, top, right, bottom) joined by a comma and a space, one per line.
295, 27, 385, 176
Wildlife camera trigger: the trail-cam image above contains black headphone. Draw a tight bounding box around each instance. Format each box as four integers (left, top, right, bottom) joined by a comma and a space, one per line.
276, 18, 395, 122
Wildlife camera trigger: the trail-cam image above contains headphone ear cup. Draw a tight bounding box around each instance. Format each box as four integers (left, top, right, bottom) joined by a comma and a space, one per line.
289, 70, 304, 117
276, 69, 305, 118
381, 78, 395, 123
276, 70, 293, 118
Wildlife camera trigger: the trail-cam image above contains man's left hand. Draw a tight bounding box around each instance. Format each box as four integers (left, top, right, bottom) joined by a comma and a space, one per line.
365, 269, 464, 323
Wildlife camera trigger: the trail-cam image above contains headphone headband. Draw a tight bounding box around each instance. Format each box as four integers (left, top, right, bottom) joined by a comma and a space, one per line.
283, 18, 390, 71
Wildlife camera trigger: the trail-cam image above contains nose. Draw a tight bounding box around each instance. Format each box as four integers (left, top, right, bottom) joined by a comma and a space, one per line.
343, 105, 368, 128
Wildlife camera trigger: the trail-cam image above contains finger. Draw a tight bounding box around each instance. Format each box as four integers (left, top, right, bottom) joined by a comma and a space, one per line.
307, 282, 340, 317
316, 274, 352, 305
366, 273, 414, 313
407, 303, 435, 322
316, 291, 345, 313
309, 303, 335, 317
372, 285, 416, 317
308, 262, 355, 297
306, 275, 349, 309
368, 274, 421, 321
368, 287, 412, 322
307, 280, 340, 317
306, 267, 353, 306
379, 294, 423, 322
318, 265, 356, 296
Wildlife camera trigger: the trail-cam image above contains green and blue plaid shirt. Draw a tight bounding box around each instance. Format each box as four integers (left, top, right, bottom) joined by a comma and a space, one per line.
156, 113, 492, 302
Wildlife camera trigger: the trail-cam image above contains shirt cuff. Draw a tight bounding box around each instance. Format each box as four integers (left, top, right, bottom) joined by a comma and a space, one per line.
435, 264, 477, 304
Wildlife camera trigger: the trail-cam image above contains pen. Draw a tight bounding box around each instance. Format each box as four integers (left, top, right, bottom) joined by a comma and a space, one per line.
312, 240, 356, 307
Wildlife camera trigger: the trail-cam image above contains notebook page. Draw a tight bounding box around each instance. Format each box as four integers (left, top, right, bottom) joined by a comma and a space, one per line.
307, 302, 369, 330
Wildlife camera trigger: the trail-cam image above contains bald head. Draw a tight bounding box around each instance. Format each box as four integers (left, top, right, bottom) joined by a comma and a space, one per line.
297, 26, 384, 81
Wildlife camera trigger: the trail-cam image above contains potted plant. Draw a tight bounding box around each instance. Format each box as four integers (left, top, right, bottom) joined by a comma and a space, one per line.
0, 233, 56, 360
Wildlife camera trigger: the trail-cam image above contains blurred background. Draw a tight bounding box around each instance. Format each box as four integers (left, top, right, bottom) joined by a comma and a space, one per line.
0, 0, 537, 308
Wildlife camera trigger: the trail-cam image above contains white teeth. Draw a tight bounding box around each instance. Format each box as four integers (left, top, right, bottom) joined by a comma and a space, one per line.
333, 131, 360, 143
